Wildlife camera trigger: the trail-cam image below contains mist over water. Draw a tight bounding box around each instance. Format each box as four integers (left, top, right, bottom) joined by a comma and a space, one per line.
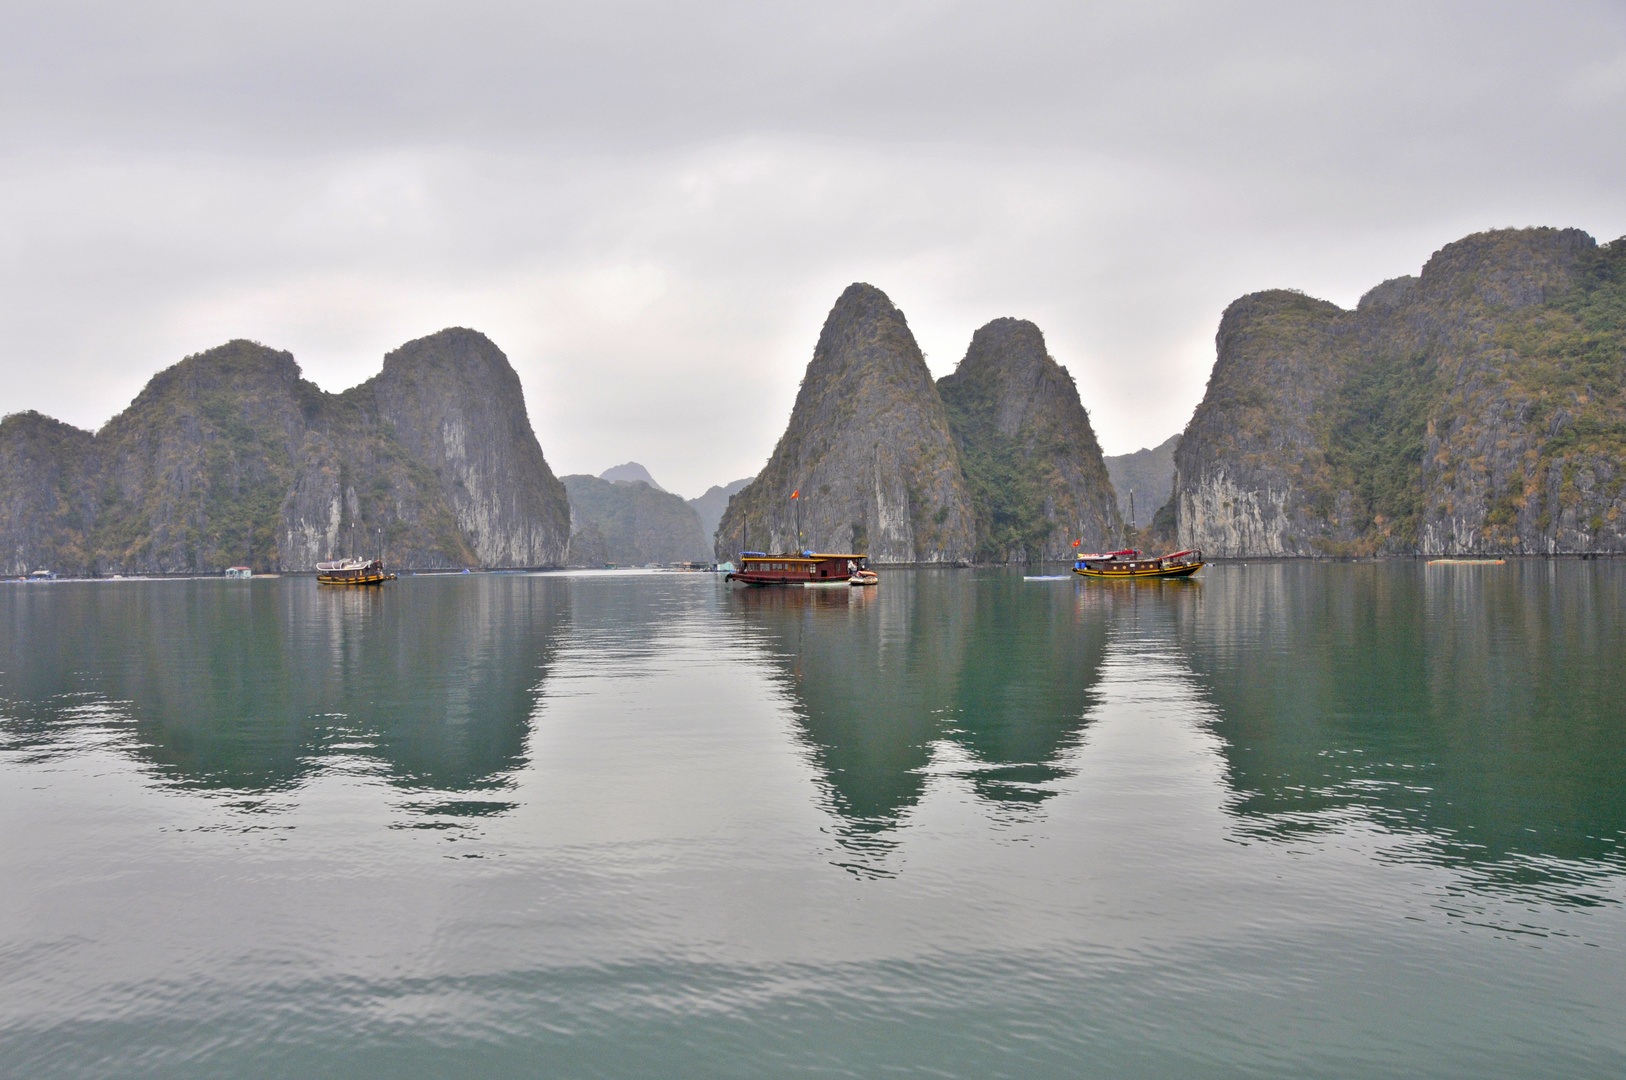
2, 565, 1623, 1078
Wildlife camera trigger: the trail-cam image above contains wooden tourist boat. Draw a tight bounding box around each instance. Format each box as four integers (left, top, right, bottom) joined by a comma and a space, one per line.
1073, 548, 1203, 580
315, 558, 397, 586
726, 551, 872, 588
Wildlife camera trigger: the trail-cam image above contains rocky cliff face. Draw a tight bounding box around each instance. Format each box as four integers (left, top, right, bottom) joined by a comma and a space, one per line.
1169, 227, 1626, 556
937, 318, 1121, 561
0, 330, 571, 575
362, 329, 570, 568
716, 284, 975, 563
1104, 433, 1179, 528
562, 474, 710, 565
0, 412, 100, 575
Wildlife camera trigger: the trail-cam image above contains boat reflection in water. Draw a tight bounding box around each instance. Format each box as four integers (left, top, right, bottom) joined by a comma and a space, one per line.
727, 569, 1108, 875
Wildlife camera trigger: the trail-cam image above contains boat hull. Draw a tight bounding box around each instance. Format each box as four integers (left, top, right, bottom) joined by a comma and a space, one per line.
726, 573, 806, 587
317, 570, 397, 586
1073, 562, 1202, 580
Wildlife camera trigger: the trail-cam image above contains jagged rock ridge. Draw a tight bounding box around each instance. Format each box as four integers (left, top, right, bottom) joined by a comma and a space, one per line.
1165, 227, 1626, 556
937, 318, 1121, 561
1, 329, 571, 575
716, 284, 976, 563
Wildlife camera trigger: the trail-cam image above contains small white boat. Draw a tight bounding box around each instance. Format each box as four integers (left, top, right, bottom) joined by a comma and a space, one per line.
849, 570, 878, 587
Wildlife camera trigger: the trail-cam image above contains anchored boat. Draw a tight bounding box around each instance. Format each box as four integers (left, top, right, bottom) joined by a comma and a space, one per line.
1073, 548, 1203, 580
315, 557, 397, 586
727, 551, 873, 588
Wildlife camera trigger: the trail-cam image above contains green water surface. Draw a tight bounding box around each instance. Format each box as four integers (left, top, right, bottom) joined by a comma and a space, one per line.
1, 562, 1622, 1077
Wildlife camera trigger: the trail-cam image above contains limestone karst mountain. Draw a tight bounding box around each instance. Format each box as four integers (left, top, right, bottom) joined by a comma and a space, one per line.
937, 318, 1121, 561
1104, 433, 1179, 528
688, 476, 753, 545
1, 329, 572, 575
562, 473, 710, 565
1163, 227, 1626, 556
715, 283, 976, 563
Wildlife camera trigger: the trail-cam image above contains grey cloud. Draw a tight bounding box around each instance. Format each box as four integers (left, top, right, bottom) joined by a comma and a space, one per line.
2, 1, 1624, 495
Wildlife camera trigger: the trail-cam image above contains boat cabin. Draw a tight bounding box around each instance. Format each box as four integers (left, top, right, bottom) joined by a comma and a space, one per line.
727, 551, 868, 587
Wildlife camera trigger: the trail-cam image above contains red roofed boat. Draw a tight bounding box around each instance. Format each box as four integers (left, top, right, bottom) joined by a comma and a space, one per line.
1073, 548, 1203, 580
727, 552, 871, 588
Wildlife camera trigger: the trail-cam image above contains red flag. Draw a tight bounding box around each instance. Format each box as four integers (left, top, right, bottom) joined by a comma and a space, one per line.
791, 490, 799, 499
1072, 539, 1080, 547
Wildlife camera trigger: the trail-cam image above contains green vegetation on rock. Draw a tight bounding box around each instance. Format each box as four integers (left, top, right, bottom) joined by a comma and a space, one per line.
1169, 227, 1626, 557
938, 318, 1121, 562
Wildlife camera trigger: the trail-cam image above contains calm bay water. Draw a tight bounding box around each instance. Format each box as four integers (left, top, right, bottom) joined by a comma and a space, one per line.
2, 563, 1623, 1078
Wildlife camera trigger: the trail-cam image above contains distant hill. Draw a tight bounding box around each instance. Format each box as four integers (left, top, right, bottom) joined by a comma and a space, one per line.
563, 474, 710, 565
1104, 434, 1179, 529
688, 477, 753, 545
599, 462, 665, 491
0, 330, 572, 575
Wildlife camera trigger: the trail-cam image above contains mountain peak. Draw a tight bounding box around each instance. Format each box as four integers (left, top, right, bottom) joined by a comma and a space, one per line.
938, 317, 1120, 560
718, 284, 973, 563
599, 462, 665, 491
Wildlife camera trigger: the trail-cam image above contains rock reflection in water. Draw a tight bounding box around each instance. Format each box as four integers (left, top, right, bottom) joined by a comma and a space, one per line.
727, 571, 1108, 858
1178, 560, 1626, 895
0, 576, 569, 806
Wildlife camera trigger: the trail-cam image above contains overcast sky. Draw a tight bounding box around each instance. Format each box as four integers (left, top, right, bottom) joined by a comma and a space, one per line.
3, 1, 1624, 497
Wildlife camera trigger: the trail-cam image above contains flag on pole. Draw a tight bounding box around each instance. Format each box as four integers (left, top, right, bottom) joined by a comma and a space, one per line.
791, 490, 799, 499
1072, 539, 1080, 547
